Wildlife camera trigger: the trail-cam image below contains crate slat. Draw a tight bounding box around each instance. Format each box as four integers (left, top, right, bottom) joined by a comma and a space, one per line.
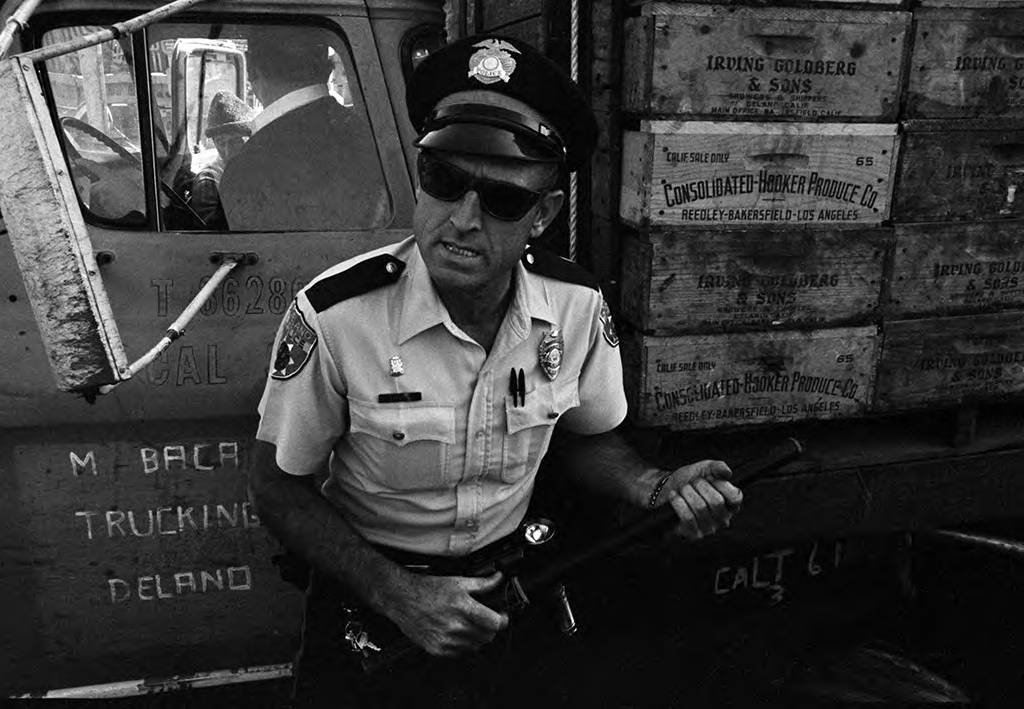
877, 312, 1024, 409
889, 221, 1024, 317
894, 124, 1024, 222
620, 121, 899, 227
907, 9, 1024, 118
623, 6, 910, 121
624, 325, 878, 429
621, 227, 888, 333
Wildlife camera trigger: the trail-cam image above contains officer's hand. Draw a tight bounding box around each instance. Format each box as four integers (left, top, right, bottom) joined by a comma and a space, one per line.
658, 460, 742, 540
386, 571, 509, 657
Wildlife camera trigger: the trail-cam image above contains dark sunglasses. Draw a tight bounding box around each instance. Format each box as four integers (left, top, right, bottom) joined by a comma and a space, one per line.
416, 152, 552, 222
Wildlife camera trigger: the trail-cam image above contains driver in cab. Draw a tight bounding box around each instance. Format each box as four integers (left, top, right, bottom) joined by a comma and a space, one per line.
250, 34, 744, 708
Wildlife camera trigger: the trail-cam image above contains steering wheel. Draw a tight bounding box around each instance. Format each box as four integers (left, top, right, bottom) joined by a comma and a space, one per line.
60, 116, 141, 166
59, 116, 208, 227
58, 129, 103, 185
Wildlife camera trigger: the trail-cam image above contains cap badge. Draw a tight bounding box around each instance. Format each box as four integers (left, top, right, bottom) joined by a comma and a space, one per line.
468, 38, 520, 85
538, 326, 564, 381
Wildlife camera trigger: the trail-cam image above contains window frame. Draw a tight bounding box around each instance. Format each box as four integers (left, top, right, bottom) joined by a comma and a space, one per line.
31, 11, 399, 234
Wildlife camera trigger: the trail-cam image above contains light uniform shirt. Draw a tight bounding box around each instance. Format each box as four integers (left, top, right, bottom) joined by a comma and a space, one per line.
257, 236, 627, 556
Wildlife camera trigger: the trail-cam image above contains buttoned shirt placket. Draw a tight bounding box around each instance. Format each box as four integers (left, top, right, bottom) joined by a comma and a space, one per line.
445, 275, 535, 555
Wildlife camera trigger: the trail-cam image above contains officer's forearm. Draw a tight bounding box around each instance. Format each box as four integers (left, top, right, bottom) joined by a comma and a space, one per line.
549, 428, 663, 509
248, 441, 410, 614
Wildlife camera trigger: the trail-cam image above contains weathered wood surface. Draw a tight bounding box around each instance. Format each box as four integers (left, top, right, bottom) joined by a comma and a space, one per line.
588, 214, 621, 290
621, 227, 887, 334
591, 108, 620, 219
917, 0, 1024, 12
477, 0, 542, 31
623, 325, 878, 429
483, 15, 544, 50
0, 57, 127, 391
627, 0, 904, 8
893, 123, 1024, 221
889, 221, 1024, 317
907, 9, 1024, 118
621, 121, 898, 227
877, 312, 1024, 409
589, 0, 620, 114
623, 6, 910, 121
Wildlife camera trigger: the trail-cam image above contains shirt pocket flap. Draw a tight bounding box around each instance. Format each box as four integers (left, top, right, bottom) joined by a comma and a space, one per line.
505, 376, 581, 435
349, 400, 455, 446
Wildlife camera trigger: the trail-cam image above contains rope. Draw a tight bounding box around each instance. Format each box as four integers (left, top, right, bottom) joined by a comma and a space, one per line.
568, 0, 579, 262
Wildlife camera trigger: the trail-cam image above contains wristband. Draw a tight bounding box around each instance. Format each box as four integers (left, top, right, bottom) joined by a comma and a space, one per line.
647, 471, 674, 509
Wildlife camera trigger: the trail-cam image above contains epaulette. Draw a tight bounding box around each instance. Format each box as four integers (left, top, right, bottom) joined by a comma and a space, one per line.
306, 254, 405, 313
521, 247, 599, 291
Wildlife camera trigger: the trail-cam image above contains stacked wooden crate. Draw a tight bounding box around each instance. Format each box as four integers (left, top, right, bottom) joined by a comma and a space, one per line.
615, 0, 1024, 432
618, 2, 909, 430
883, 3, 1024, 411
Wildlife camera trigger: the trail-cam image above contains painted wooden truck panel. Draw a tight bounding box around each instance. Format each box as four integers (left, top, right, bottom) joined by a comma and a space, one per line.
0, 0, 441, 693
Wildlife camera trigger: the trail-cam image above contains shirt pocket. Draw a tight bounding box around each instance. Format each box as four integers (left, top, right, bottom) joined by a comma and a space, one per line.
348, 400, 455, 490
501, 376, 580, 484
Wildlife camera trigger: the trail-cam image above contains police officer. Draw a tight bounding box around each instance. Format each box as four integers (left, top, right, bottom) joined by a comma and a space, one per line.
251, 34, 742, 707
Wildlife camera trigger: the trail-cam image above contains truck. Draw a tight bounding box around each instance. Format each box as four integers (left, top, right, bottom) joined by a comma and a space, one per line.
1, 0, 1022, 703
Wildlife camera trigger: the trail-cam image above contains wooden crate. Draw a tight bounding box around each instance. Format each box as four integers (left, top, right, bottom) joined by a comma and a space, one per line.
621, 227, 888, 333
893, 121, 1024, 222
623, 325, 878, 429
620, 121, 899, 227
877, 312, 1024, 409
623, 5, 910, 121
587, 213, 622, 289
889, 220, 1024, 317
907, 10, 1024, 118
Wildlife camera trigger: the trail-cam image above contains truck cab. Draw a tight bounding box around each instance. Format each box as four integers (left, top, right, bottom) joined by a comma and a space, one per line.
0, 0, 443, 694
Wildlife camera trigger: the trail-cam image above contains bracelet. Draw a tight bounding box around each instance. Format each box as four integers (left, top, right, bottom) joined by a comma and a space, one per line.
647, 471, 674, 509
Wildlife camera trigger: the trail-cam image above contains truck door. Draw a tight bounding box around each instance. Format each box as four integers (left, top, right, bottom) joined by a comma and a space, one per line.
0, 2, 440, 695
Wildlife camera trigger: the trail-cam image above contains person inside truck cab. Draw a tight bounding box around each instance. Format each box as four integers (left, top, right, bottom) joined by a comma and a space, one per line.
217, 26, 389, 232
250, 35, 744, 707
188, 91, 253, 230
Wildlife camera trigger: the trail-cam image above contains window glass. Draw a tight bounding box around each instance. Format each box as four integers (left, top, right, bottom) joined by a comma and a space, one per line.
43, 21, 391, 233
43, 28, 148, 226
150, 21, 391, 232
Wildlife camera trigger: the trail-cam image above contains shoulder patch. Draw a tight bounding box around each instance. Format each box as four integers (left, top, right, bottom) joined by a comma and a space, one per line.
521, 248, 599, 291
599, 298, 620, 348
306, 254, 405, 313
271, 302, 318, 380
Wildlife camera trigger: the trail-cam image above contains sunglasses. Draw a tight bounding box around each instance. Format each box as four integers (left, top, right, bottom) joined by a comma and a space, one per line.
417, 152, 552, 222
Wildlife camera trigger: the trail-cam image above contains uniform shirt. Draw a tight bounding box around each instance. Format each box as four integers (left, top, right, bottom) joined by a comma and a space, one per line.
256, 236, 627, 555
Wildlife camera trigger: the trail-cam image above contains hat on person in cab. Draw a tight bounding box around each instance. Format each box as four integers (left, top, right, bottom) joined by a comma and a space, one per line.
205, 91, 254, 139
406, 34, 597, 172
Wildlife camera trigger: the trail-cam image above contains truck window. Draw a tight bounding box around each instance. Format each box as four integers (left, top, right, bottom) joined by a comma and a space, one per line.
41, 21, 391, 233
42, 28, 150, 227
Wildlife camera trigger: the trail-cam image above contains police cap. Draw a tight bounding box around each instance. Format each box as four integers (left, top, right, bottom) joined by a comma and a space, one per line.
407, 35, 597, 172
